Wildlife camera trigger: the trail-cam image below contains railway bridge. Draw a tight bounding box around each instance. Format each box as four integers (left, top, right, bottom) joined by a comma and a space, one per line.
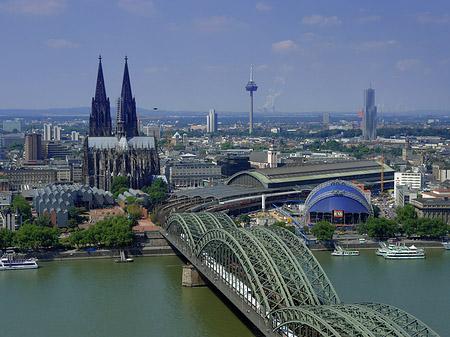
163, 212, 439, 337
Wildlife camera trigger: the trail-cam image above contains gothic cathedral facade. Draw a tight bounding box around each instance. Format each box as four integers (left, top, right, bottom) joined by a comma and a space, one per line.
82, 57, 159, 190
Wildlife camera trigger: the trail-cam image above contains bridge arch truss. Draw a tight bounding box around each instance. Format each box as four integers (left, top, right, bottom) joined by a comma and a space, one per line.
164, 212, 439, 337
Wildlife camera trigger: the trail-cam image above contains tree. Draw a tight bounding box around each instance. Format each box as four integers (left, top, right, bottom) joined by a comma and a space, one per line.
14, 223, 59, 249
35, 214, 51, 227
402, 218, 450, 238
238, 214, 251, 224
221, 142, 235, 150
127, 203, 143, 222
395, 204, 417, 224
143, 178, 168, 208
12, 194, 32, 221
359, 218, 398, 239
8, 141, 24, 151
311, 221, 335, 241
78, 215, 135, 248
271, 221, 295, 233
111, 176, 130, 196
0, 228, 15, 250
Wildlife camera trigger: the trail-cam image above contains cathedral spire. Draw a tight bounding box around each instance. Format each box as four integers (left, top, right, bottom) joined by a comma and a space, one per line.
116, 56, 138, 138
95, 55, 107, 101
89, 55, 112, 137
121, 55, 133, 102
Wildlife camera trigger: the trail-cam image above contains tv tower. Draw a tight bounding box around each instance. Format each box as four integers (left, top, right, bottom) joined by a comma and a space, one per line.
245, 63, 258, 134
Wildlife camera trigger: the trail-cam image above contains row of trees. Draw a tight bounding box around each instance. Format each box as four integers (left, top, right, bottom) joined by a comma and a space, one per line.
0, 218, 60, 250
68, 215, 135, 248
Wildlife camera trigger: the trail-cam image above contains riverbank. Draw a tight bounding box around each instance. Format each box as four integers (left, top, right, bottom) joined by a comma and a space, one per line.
21, 231, 447, 261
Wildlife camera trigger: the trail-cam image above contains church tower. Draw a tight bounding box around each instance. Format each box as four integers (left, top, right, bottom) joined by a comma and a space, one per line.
115, 56, 139, 138
89, 56, 111, 137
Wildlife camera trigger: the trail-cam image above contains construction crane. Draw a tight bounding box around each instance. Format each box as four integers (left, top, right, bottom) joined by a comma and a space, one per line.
137, 108, 161, 132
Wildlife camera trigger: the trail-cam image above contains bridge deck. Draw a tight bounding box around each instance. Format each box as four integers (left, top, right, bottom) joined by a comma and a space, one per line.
161, 229, 279, 337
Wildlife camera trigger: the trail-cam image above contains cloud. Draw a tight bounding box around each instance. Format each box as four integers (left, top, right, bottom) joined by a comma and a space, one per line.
356, 15, 381, 24
0, 0, 66, 15
440, 58, 450, 65
395, 58, 420, 71
274, 76, 286, 85
144, 66, 168, 73
301, 14, 341, 27
256, 64, 270, 71
272, 40, 299, 54
167, 22, 180, 31
193, 15, 246, 32
117, 0, 158, 17
301, 32, 318, 42
410, 12, 450, 24
358, 39, 396, 50
45, 39, 81, 48
255, 2, 271, 11
279, 64, 294, 72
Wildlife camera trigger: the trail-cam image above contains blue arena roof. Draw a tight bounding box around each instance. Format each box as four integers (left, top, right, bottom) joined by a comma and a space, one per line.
305, 180, 372, 215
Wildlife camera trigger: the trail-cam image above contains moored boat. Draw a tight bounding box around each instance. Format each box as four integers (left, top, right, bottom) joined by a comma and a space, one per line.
383, 245, 425, 259
0, 250, 39, 270
332, 246, 359, 256
442, 242, 450, 250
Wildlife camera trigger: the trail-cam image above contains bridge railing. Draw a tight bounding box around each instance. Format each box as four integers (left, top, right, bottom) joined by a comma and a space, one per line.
162, 230, 281, 337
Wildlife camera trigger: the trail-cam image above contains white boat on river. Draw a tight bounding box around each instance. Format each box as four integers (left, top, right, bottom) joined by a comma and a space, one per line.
0, 250, 39, 270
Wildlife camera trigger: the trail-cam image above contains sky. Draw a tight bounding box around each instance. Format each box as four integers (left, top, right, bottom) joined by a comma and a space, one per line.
1, 0, 450, 114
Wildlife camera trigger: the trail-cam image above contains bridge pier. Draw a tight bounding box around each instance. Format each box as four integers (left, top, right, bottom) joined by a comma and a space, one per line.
182, 264, 210, 287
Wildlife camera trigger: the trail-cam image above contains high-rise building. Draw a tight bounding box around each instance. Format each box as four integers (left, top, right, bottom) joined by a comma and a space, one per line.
206, 109, 217, 133
362, 86, 377, 140
322, 113, 330, 126
83, 56, 159, 190
43, 123, 52, 141
53, 126, 62, 141
71, 131, 80, 141
24, 133, 42, 161
245, 64, 258, 134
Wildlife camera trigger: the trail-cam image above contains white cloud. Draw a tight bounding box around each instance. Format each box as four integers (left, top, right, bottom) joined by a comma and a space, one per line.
301, 32, 318, 42
358, 39, 396, 50
193, 15, 246, 32
274, 76, 286, 85
256, 64, 270, 71
395, 59, 420, 71
144, 66, 168, 73
272, 40, 299, 54
410, 12, 450, 24
279, 64, 294, 73
45, 39, 81, 48
0, 0, 66, 15
255, 2, 271, 11
117, 0, 158, 17
440, 58, 450, 65
301, 14, 341, 27
356, 15, 381, 24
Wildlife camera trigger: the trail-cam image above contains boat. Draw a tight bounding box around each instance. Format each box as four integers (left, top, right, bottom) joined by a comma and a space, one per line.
383, 245, 425, 259
442, 242, 450, 250
0, 250, 39, 270
331, 246, 359, 256
376, 242, 390, 256
114, 249, 134, 263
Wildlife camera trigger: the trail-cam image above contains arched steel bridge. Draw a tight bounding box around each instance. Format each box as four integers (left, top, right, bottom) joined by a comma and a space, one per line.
163, 212, 439, 337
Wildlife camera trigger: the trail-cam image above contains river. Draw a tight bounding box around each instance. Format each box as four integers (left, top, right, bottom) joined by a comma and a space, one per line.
1, 249, 449, 337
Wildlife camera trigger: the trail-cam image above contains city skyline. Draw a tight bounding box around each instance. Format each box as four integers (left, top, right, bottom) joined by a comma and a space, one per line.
1, 0, 450, 113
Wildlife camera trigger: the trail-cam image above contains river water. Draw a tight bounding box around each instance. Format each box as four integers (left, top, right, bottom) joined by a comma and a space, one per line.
1, 249, 449, 337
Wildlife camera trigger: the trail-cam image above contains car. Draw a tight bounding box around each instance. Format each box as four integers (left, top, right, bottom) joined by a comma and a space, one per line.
338, 232, 345, 235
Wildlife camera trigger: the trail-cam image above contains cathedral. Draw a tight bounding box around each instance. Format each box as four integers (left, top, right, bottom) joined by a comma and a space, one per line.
82, 56, 160, 190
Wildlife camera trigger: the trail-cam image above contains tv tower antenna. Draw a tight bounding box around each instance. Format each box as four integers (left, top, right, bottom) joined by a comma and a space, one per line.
245, 63, 258, 134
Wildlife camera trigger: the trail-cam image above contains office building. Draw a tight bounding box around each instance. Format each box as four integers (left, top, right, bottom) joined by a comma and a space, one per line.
53, 126, 62, 141
3, 119, 23, 132
206, 109, 217, 133
362, 86, 377, 140
322, 113, 330, 126
24, 133, 43, 161
43, 123, 52, 141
